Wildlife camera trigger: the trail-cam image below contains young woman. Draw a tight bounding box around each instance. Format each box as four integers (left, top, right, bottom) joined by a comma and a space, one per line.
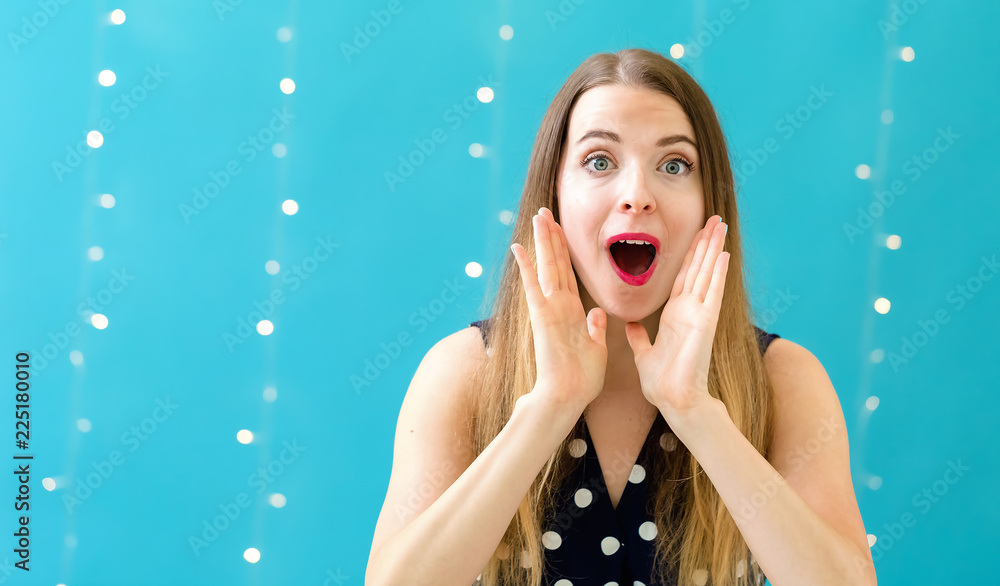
366, 48, 876, 586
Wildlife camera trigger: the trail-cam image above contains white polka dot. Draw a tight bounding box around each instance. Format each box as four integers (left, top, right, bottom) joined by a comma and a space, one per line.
574, 488, 593, 508
659, 432, 677, 451
554, 580, 574, 586
633, 582, 646, 586
736, 558, 746, 577
601, 536, 621, 555
692, 568, 709, 585
604, 582, 619, 586
542, 530, 562, 550
638, 520, 657, 541
568, 438, 587, 457
628, 464, 646, 483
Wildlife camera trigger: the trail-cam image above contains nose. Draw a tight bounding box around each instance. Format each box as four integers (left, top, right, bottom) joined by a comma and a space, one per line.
616, 164, 656, 213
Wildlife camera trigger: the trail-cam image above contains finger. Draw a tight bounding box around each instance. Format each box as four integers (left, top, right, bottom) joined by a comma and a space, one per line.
692, 220, 726, 302
541, 208, 567, 291
546, 208, 577, 296
671, 233, 697, 300
703, 251, 730, 315
533, 213, 557, 294
682, 216, 718, 293
624, 321, 652, 357
510, 243, 545, 310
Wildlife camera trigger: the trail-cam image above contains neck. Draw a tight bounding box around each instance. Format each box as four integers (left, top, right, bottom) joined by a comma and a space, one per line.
580, 289, 664, 398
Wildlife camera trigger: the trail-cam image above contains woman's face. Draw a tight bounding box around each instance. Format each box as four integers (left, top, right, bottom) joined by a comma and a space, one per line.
556, 84, 706, 323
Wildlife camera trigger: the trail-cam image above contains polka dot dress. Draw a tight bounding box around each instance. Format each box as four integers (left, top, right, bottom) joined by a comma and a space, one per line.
470, 319, 780, 586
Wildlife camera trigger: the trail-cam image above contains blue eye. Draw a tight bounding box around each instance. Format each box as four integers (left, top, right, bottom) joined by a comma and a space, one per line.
580, 152, 696, 176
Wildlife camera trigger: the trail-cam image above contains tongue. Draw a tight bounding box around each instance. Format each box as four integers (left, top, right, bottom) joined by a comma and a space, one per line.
610, 243, 653, 276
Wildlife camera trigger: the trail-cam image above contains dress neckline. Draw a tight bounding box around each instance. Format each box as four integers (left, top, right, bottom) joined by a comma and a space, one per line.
579, 410, 665, 515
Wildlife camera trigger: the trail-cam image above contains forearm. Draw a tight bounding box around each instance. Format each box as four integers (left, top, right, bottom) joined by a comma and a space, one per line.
666, 399, 875, 586
368, 391, 582, 586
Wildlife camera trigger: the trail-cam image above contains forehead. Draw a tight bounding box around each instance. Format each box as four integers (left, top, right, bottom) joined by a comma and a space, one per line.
566, 85, 695, 143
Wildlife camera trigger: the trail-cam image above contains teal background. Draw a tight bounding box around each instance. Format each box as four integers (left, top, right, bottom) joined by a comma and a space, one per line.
0, 0, 997, 584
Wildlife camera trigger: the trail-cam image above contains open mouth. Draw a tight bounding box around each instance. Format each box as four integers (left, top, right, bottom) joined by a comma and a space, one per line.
609, 241, 656, 276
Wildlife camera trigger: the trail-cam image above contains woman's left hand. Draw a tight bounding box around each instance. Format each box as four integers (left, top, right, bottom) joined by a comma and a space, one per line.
624, 215, 730, 425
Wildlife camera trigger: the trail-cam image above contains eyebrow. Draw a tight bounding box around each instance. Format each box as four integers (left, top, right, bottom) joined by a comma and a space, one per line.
575, 129, 698, 150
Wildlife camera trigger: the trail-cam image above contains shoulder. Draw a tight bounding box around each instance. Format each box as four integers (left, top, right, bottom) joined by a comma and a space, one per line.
761, 336, 841, 436
415, 325, 489, 415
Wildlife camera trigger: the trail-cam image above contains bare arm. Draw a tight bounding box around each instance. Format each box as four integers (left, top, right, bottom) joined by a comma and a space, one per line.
365, 328, 583, 586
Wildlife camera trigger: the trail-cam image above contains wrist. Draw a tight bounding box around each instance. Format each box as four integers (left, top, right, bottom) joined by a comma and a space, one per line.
516, 389, 586, 430
661, 396, 728, 443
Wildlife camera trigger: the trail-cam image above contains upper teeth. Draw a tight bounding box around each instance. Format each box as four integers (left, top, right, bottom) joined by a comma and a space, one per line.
618, 239, 653, 246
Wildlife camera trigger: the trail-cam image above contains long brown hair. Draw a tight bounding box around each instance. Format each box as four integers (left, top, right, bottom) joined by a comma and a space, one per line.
470, 48, 775, 586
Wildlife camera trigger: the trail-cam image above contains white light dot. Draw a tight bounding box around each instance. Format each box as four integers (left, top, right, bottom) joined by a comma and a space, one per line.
568, 438, 587, 458
465, 262, 482, 278
574, 488, 593, 508
867, 534, 877, 547
469, 143, 484, 158
88, 246, 104, 261
881, 109, 894, 124
600, 536, 621, 555
855, 164, 871, 180
280, 78, 296, 94
276, 27, 292, 42
670, 43, 685, 59
477, 87, 494, 103
541, 531, 562, 550
100, 193, 116, 208
91, 314, 109, 329
901, 46, 915, 62
886, 235, 901, 250
874, 298, 891, 314
629, 464, 646, 483
868, 476, 883, 490
499, 25, 513, 40
243, 548, 261, 563
736, 559, 746, 578
237, 429, 254, 444
98, 70, 117, 87
692, 569, 709, 585
282, 199, 299, 215
69, 350, 84, 366
520, 550, 532, 568
262, 386, 277, 402
269, 493, 287, 508
42, 478, 56, 491
65, 535, 77, 548
265, 260, 280, 275
499, 210, 514, 225
638, 521, 657, 541
77, 418, 92, 432
257, 320, 274, 335
870, 348, 885, 363
272, 143, 287, 158
87, 131, 104, 148
866, 396, 880, 411
110, 9, 126, 24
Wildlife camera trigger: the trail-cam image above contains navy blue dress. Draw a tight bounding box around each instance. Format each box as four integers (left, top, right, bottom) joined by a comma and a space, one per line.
469, 317, 780, 586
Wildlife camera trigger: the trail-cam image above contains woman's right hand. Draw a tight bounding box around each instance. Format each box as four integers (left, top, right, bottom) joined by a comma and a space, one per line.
510, 207, 608, 413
